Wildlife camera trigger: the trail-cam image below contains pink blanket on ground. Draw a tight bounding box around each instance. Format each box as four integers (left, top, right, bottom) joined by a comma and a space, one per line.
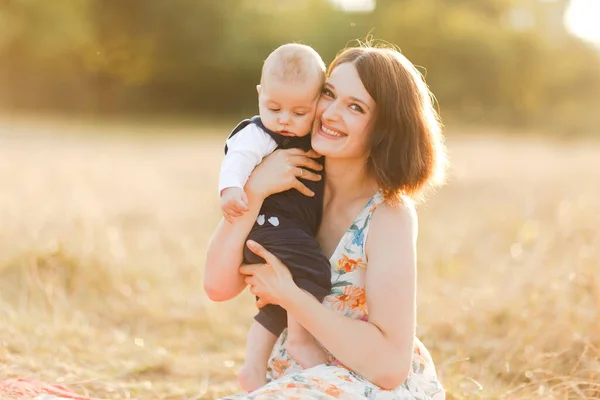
0, 378, 104, 400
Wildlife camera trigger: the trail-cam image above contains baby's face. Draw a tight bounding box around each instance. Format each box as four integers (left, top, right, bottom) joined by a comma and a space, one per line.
258, 79, 321, 137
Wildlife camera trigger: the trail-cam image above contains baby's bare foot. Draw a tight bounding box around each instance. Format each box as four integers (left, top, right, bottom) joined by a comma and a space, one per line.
237, 363, 267, 393
286, 337, 328, 369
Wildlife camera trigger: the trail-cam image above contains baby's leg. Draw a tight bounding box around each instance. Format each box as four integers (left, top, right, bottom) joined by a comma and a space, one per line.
286, 313, 328, 369
246, 225, 331, 369
238, 321, 277, 392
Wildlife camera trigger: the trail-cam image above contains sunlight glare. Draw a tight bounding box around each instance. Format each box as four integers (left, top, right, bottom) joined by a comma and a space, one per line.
330, 0, 375, 13
565, 0, 600, 43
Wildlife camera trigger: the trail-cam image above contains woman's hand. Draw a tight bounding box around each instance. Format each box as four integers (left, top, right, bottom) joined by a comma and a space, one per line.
240, 240, 299, 309
246, 148, 323, 200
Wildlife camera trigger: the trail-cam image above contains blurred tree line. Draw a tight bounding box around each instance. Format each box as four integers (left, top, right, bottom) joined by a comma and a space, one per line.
0, 0, 599, 134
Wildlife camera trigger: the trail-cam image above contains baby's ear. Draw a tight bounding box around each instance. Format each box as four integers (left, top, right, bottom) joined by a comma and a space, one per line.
256, 84, 261, 94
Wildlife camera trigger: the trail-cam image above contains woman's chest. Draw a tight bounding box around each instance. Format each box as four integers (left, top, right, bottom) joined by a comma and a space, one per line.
319, 213, 370, 319
316, 214, 348, 260
317, 200, 368, 259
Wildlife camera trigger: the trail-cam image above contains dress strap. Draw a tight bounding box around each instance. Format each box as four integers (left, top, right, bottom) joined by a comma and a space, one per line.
331, 191, 385, 262
359, 192, 384, 254
360, 191, 385, 220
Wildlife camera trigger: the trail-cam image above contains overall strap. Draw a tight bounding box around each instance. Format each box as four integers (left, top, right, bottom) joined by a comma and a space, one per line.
224, 116, 289, 154
224, 116, 312, 154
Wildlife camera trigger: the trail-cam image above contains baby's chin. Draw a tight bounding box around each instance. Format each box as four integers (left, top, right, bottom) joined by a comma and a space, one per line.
277, 130, 301, 137
276, 129, 312, 138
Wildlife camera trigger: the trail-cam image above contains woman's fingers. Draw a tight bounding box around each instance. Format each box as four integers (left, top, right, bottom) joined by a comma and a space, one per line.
246, 240, 280, 267
291, 154, 323, 172
244, 276, 259, 295
294, 166, 321, 182
245, 148, 323, 199
239, 263, 257, 276
305, 149, 322, 158
281, 148, 323, 171
284, 147, 322, 158
292, 179, 315, 197
281, 148, 310, 156
241, 242, 293, 308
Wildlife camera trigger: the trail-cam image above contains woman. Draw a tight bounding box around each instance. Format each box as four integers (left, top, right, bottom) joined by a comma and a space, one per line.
205, 44, 447, 399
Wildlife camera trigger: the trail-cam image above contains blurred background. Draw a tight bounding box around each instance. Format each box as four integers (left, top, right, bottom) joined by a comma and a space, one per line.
1, 1, 599, 400
1, 0, 599, 133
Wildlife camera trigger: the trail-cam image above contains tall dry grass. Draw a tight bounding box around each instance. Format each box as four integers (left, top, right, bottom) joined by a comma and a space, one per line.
0, 118, 598, 399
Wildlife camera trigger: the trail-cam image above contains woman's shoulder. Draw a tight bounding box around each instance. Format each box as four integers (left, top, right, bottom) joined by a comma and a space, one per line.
364, 194, 418, 266
375, 194, 417, 222
369, 195, 418, 240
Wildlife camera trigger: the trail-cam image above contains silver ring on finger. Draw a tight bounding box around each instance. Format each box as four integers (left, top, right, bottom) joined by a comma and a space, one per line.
298, 167, 304, 177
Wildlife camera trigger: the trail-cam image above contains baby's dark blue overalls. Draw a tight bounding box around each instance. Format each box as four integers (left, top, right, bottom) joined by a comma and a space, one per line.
225, 116, 332, 336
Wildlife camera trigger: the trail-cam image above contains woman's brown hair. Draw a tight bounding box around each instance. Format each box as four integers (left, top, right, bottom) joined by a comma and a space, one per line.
328, 44, 447, 202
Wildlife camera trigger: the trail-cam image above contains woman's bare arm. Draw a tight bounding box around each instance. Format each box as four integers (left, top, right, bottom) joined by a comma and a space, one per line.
204, 189, 265, 301
204, 148, 323, 301
280, 202, 418, 389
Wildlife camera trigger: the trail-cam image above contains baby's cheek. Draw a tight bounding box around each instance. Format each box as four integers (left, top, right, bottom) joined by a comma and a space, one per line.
261, 115, 278, 132
301, 118, 314, 134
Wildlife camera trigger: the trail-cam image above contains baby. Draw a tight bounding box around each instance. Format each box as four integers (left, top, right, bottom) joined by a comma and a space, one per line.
218, 43, 332, 392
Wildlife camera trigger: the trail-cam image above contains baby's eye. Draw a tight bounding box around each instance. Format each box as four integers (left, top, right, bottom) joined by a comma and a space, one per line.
349, 104, 364, 113
294, 112, 307, 116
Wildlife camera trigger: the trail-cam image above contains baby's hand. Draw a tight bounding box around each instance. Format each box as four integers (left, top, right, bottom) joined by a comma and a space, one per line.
220, 187, 249, 223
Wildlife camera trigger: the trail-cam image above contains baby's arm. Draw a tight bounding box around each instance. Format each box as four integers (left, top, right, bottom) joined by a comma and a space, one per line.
219, 124, 277, 222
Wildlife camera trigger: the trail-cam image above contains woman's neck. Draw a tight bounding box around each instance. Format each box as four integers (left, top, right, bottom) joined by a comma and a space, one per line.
324, 157, 378, 203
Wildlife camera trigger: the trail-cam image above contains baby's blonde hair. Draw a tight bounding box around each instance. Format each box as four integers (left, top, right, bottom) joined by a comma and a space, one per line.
261, 43, 326, 87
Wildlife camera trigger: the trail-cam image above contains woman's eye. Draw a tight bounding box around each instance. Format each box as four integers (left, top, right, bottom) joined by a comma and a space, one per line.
322, 88, 334, 98
350, 104, 364, 113
269, 108, 280, 112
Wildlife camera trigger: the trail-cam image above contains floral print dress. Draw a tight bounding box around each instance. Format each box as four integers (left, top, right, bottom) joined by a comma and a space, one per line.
221, 193, 445, 400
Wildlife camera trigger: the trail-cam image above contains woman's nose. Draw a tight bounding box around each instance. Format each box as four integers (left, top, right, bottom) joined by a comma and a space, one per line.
321, 100, 340, 122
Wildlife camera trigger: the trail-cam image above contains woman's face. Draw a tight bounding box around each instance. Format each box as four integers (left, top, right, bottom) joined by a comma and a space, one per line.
311, 62, 376, 161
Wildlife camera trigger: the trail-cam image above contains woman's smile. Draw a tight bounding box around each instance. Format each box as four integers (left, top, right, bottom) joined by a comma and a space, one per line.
317, 121, 346, 139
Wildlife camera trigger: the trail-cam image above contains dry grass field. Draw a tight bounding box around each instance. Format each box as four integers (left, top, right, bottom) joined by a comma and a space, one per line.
0, 117, 598, 400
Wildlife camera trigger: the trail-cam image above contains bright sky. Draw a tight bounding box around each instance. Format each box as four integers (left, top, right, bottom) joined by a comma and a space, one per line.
336, 0, 600, 44
564, 0, 600, 43
330, 0, 375, 13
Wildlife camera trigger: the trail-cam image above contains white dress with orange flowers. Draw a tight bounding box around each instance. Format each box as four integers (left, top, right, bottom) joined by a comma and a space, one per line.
221, 192, 445, 399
